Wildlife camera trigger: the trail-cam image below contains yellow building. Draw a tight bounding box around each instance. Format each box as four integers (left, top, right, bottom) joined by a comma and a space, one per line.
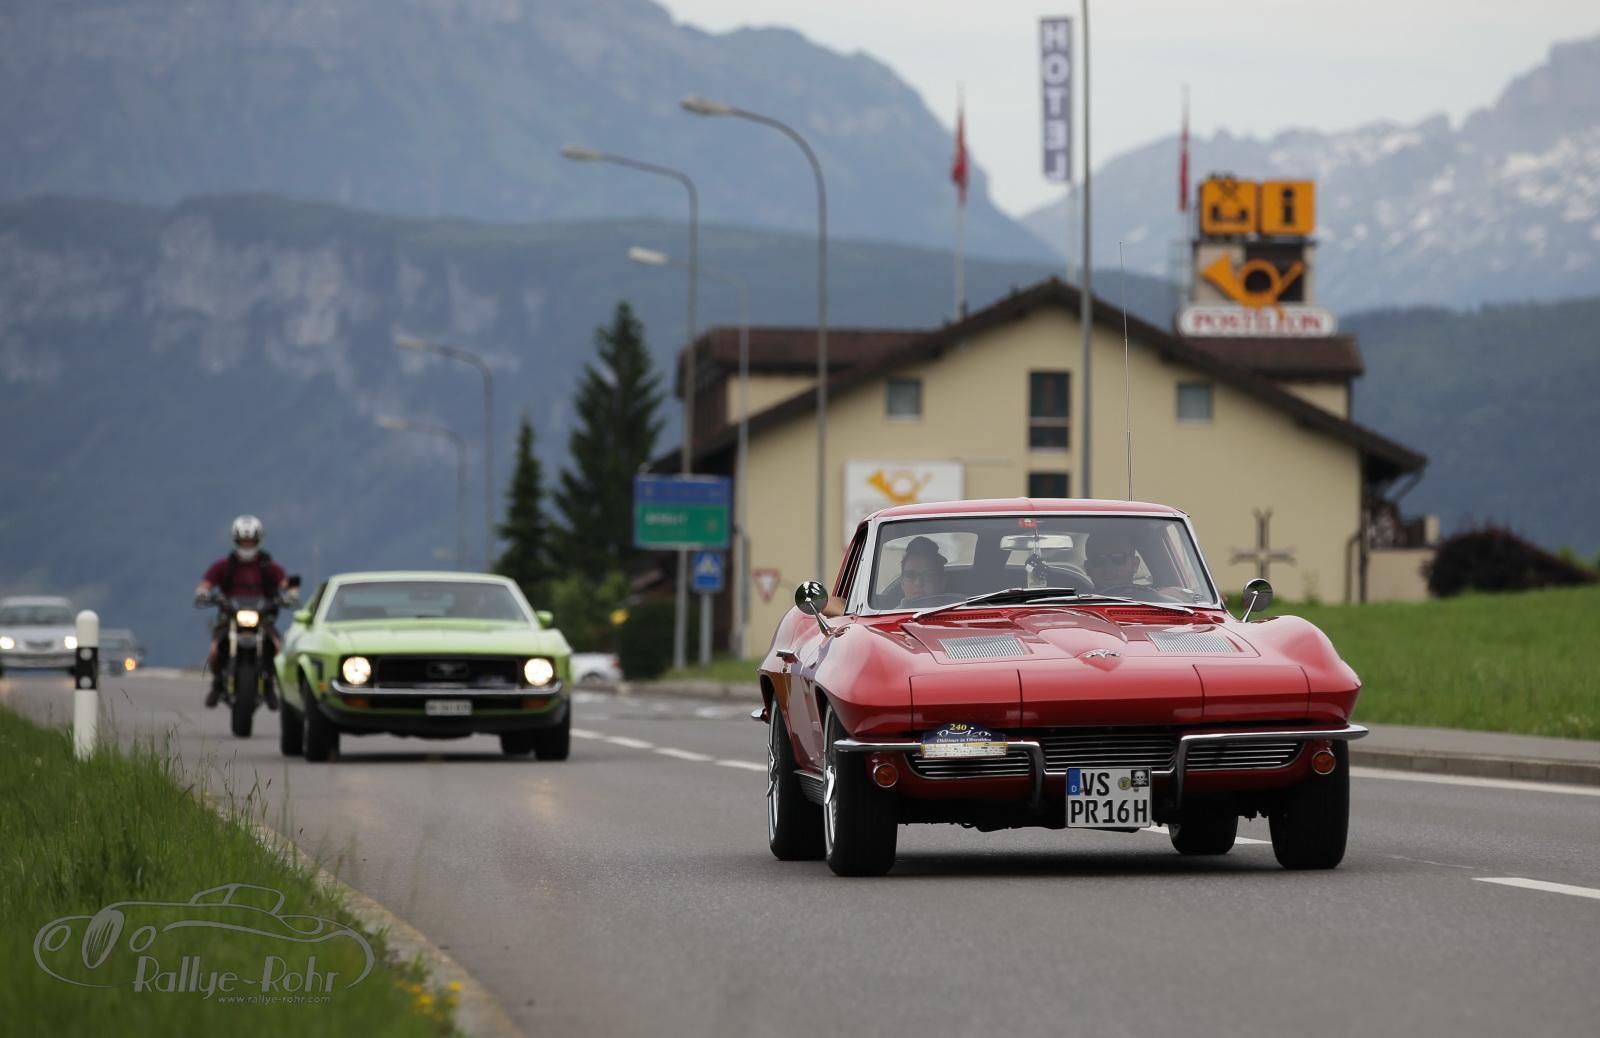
664, 278, 1429, 652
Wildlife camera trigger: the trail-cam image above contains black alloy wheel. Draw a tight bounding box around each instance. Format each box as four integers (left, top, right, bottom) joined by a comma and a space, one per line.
822, 708, 897, 877
767, 704, 824, 861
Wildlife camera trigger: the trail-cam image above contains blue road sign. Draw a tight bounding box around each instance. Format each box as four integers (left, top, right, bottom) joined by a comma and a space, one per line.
634, 475, 731, 550
691, 551, 725, 594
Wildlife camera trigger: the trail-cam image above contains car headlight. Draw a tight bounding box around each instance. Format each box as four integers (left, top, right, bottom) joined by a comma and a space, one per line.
341, 656, 372, 686
64, 635, 78, 650
236, 609, 261, 629
0, 636, 13, 650
523, 658, 556, 687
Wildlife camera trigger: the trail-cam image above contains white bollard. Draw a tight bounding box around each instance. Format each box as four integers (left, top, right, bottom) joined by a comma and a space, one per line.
74, 610, 99, 760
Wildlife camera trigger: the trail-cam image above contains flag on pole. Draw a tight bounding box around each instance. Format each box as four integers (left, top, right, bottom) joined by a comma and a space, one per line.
1179, 86, 1190, 212
951, 89, 969, 206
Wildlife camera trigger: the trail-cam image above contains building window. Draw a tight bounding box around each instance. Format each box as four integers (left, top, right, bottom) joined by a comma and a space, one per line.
1028, 472, 1070, 498
885, 377, 922, 419
1029, 371, 1070, 448
1177, 382, 1213, 422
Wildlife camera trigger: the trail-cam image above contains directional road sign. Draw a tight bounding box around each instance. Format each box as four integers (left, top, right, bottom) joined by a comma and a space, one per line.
633, 475, 731, 550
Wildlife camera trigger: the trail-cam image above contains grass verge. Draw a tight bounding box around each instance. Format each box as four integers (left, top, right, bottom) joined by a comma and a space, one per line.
0, 705, 461, 1035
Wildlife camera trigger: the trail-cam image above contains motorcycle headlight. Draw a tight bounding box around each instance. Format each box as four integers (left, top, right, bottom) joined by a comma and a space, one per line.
341, 656, 372, 686
236, 609, 261, 629
523, 658, 556, 687
64, 635, 78, 650
0, 636, 13, 650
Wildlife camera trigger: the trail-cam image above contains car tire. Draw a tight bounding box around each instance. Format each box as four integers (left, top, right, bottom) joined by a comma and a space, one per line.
231, 661, 257, 738
1168, 808, 1239, 855
767, 703, 824, 861
279, 695, 304, 758
532, 706, 571, 761
500, 732, 536, 756
1269, 742, 1350, 869
302, 688, 340, 763
822, 707, 897, 877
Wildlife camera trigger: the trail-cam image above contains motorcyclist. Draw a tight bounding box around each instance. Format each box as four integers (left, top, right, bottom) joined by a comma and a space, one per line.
194, 515, 293, 710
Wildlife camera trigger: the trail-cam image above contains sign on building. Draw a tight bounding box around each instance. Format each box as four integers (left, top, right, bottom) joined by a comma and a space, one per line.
843, 461, 964, 540
1039, 17, 1072, 183
633, 475, 731, 550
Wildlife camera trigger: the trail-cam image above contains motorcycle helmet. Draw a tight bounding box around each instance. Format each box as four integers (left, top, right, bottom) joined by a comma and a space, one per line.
231, 515, 264, 561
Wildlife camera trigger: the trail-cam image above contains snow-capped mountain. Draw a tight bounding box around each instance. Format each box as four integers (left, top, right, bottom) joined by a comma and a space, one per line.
1025, 33, 1600, 312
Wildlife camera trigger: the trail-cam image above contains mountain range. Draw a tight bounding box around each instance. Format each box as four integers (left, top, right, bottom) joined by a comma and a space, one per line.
1024, 33, 1600, 312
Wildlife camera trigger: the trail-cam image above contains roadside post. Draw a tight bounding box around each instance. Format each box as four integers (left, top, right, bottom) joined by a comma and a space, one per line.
634, 475, 731, 669
73, 610, 99, 759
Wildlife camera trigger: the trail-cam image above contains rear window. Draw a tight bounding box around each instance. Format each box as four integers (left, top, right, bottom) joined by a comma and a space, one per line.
323, 582, 528, 623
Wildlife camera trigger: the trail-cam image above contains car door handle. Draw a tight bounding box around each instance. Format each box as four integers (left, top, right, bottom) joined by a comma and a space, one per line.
775, 649, 799, 665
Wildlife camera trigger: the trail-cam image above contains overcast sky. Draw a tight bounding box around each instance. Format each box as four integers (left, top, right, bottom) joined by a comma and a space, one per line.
656, 0, 1600, 219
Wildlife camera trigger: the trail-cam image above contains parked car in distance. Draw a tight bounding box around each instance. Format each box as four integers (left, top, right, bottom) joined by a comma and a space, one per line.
100, 628, 145, 673
0, 596, 78, 674
571, 651, 623, 686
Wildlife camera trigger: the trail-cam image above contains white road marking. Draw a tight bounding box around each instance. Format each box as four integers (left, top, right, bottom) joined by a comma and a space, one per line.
605, 736, 655, 750
1352, 766, 1600, 798
572, 728, 604, 740
715, 760, 767, 772
1475, 877, 1600, 901
656, 747, 715, 763
1142, 824, 1269, 846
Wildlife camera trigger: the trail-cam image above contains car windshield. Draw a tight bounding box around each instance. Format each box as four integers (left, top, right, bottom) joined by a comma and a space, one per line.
863, 514, 1216, 612
0, 604, 73, 626
323, 581, 528, 622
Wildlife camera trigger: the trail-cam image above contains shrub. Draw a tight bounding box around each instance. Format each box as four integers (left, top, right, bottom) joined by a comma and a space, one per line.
1425, 526, 1599, 597
617, 597, 700, 680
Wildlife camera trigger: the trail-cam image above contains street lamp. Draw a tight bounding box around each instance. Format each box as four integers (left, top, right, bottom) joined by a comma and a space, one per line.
681, 95, 828, 582
628, 246, 751, 661
378, 415, 468, 570
563, 143, 700, 672
394, 333, 495, 572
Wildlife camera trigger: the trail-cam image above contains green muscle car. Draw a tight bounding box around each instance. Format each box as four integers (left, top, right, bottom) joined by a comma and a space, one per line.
274, 571, 572, 762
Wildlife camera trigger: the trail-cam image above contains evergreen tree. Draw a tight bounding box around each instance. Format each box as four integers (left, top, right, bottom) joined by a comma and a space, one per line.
496, 416, 553, 605
552, 302, 664, 582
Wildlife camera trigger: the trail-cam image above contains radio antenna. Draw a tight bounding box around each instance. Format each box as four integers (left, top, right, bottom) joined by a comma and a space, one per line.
1119, 241, 1133, 500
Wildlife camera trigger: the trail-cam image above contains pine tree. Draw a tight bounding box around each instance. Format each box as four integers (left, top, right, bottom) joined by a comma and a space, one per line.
496, 416, 553, 605
552, 302, 664, 582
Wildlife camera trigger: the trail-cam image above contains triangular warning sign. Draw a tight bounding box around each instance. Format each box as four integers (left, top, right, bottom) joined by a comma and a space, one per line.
753, 568, 781, 603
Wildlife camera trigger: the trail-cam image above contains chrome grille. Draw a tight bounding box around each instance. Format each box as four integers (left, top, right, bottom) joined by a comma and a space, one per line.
1147, 631, 1236, 654
939, 635, 1028, 659
905, 729, 1301, 779
1187, 740, 1301, 771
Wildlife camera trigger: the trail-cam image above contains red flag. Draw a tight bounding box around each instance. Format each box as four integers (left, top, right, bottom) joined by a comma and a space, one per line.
951, 92, 969, 207
1179, 87, 1190, 212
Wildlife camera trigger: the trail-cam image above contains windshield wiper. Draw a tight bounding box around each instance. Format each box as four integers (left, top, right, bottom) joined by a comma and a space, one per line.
1065, 594, 1195, 615
911, 586, 1081, 621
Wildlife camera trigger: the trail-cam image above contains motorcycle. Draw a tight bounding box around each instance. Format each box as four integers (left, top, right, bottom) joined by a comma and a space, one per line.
197, 577, 300, 738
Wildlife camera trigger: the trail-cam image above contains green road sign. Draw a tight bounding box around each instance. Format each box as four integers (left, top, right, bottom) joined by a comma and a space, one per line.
633, 476, 731, 550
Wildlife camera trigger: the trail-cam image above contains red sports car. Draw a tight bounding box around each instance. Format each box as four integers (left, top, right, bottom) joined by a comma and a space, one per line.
758, 498, 1366, 877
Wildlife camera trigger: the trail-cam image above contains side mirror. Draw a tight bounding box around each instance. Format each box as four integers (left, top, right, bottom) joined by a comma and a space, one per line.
794, 581, 832, 636
286, 574, 302, 589
535, 610, 554, 628
292, 609, 312, 625
1241, 578, 1274, 622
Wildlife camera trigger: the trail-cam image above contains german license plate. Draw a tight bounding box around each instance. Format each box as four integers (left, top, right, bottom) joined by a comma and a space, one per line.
424, 699, 471, 717
1066, 767, 1152, 828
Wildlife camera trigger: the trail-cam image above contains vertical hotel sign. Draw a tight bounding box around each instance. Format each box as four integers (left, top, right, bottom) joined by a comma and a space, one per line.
1040, 17, 1072, 182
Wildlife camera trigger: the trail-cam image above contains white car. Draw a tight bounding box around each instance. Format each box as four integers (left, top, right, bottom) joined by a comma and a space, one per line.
570, 651, 623, 686
0, 596, 79, 674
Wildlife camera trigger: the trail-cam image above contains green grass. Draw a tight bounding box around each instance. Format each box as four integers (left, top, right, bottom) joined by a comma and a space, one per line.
661, 587, 1600, 739
1264, 585, 1600, 739
0, 708, 461, 1035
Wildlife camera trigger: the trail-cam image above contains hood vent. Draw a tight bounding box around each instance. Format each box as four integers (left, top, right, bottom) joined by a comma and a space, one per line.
1147, 631, 1237, 655
940, 635, 1028, 659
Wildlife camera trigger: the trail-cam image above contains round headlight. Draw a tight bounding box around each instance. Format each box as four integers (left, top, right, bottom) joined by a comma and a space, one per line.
0, 636, 13, 650
64, 635, 78, 650
235, 609, 261, 629
341, 656, 372, 686
523, 658, 556, 687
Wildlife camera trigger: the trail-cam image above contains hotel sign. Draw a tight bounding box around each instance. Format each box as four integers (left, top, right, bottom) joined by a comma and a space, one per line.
1039, 18, 1072, 183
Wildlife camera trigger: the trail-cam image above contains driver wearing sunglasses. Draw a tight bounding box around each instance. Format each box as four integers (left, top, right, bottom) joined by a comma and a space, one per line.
1084, 535, 1143, 595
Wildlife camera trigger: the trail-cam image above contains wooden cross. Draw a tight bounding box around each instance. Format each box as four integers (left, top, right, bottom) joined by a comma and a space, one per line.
1230, 508, 1296, 580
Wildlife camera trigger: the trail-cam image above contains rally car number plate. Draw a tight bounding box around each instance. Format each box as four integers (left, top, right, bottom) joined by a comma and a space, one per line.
1066, 767, 1152, 828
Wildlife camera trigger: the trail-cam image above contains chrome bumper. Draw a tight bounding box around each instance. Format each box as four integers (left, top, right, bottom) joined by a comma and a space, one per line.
835, 724, 1369, 811
330, 679, 564, 697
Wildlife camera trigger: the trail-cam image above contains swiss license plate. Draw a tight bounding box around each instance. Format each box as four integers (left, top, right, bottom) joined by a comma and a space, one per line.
1066, 767, 1152, 828
424, 699, 472, 717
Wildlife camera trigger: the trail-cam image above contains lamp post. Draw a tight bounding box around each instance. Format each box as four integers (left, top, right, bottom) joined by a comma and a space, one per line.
394, 334, 494, 572
681, 95, 828, 583
563, 144, 699, 672
379, 415, 467, 570
628, 246, 751, 662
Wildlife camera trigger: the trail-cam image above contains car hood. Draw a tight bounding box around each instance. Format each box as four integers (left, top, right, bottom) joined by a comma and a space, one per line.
896, 607, 1259, 662
2, 624, 76, 639
322, 620, 569, 657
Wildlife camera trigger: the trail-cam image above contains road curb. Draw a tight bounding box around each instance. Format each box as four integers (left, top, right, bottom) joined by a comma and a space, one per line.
621, 682, 1600, 788
215, 796, 523, 1038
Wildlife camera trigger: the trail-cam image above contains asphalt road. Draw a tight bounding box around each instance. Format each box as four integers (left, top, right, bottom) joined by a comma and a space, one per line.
6, 671, 1600, 1038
